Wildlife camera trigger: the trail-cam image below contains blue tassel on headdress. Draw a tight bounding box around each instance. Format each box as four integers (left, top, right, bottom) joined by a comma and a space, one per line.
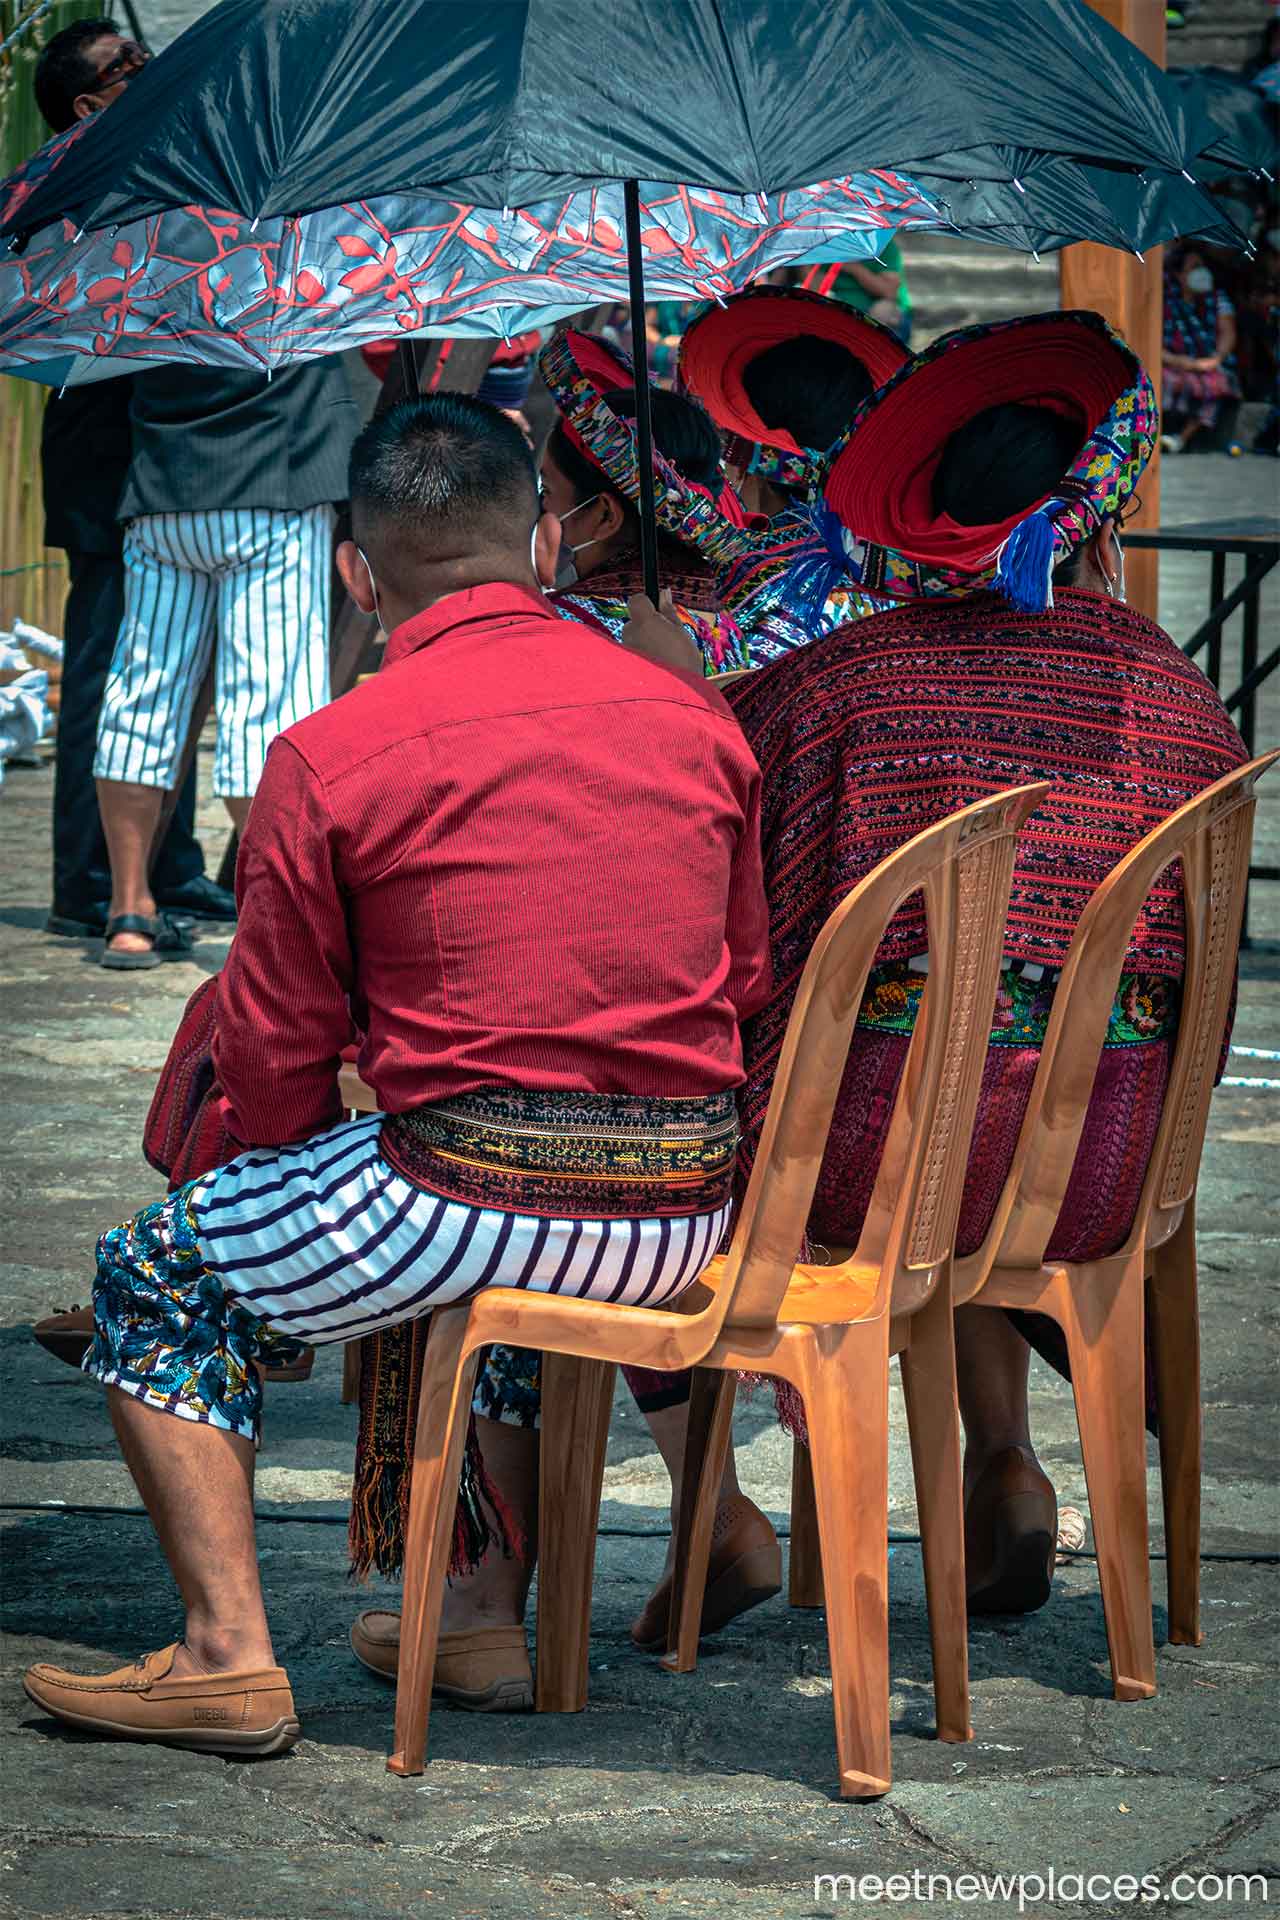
992, 498, 1065, 613
778, 498, 853, 636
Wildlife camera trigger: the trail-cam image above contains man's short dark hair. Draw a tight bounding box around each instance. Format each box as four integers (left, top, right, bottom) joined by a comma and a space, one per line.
741, 335, 874, 453
349, 392, 538, 574
34, 18, 119, 133
933, 402, 1085, 527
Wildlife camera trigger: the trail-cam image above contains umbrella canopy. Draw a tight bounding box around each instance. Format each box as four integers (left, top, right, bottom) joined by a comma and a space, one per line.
0, 142, 946, 382
2, 0, 1216, 241
0, 137, 1241, 387
1168, 66, 1280, 179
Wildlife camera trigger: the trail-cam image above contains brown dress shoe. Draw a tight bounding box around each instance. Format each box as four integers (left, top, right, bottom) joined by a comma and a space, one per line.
350, 1613, 533, 1711
23, 1643, 299, 1756
965, 1446, 1058, 1616
32, 1305, 315, 1383
630, 1492, 782, 1652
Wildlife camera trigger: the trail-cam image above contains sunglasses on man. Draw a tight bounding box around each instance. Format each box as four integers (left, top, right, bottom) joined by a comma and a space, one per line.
89, 39, 150, 89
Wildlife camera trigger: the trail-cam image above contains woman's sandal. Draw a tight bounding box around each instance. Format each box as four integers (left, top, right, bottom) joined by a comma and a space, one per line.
101, 912, 194, 971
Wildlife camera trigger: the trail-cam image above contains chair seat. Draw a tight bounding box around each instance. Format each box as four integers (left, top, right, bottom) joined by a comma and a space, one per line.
698, 1252, 881, 1329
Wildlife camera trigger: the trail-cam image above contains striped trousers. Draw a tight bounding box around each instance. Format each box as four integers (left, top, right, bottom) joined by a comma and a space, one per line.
86, 1116, 728, 1441
94, 506, 332, 798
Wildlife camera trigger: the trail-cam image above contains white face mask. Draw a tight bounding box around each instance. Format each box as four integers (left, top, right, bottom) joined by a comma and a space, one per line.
553, 492, 604, 590
356, 546, 386, 637
1184, 265, 1214, 295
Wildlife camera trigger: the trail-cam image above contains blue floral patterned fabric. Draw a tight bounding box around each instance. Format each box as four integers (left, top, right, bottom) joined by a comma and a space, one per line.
87, 1182, 307, 1440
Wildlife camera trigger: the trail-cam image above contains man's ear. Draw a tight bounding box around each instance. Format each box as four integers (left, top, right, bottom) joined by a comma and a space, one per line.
72, 92, 103, 121
336, 538, 375, 614
532, 510, 563, 589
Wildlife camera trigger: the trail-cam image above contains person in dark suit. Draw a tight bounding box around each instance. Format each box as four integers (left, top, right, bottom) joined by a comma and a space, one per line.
34, 17, 234, 936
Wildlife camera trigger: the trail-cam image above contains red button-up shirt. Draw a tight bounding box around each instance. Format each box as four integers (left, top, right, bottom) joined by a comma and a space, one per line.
214, 583, 771, 1147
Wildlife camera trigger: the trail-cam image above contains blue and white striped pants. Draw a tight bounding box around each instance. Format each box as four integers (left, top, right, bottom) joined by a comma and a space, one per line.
94, 506, 332, 798
87, 1116, 729, 1440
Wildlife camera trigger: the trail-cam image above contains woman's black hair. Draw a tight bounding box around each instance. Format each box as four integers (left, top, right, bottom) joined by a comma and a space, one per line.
548, 384, 723, 506
933, 402, 1085, 526
740, 334, 874, 451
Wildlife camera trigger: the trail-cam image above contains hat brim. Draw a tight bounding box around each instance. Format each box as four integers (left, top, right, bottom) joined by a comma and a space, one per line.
538, 328, 761, 571
679, 286, 909, 456
824, 311, 1140, 576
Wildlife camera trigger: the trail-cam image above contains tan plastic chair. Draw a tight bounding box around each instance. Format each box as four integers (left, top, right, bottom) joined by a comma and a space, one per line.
786, 751, 1276, 1702
382, 782, 1047, 1795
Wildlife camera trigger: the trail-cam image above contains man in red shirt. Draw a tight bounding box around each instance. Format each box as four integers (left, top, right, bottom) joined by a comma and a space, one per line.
25, 395, 770, 1756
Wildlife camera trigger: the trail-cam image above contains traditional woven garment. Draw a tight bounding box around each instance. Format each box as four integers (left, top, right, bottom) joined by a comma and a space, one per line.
547, 542, 750, 672
696, 589, 1244, 1437
351, 1087, 737, 1578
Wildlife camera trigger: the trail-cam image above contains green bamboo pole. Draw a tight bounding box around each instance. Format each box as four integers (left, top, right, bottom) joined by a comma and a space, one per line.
1, 1, 106, 635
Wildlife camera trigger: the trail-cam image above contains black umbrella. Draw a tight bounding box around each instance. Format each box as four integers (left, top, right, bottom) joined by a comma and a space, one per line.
1168, 66, 1280, 180
2, 0, 1223, 600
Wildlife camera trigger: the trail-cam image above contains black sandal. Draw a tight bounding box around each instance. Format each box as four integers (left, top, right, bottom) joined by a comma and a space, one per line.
101, 912, 194, 971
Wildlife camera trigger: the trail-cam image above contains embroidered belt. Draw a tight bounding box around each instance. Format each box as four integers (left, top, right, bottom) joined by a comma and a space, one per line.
380, 1087, 739, 1220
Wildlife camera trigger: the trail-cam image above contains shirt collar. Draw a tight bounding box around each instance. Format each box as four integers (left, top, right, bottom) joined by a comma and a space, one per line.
384, 582, 554, 667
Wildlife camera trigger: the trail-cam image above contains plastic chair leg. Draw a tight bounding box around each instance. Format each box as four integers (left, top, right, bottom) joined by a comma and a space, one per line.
899, 1285, 971, 1744
664, 1367, 736, 1673
1148, 1202, 1203, 1646
535, 1353, 616, 1713
797, 1323, 893, 1799
388, 1307, 482, 1776
1050, 1253, 1157, 1701
788, 1439, 824, 1609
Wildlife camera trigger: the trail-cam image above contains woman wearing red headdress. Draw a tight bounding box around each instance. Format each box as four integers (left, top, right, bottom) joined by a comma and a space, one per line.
621, 311, 1246, 1637
534, 328, 758, 674
677, 285, 909, 660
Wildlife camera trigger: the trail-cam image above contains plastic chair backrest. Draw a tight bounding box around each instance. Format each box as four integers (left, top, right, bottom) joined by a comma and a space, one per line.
713, 783, 1049, 1332
959, 750, 1277, 1283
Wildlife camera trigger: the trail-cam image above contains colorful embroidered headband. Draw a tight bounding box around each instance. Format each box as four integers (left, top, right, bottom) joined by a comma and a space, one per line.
539, 329, 759, 570
813, 309, 1157, 612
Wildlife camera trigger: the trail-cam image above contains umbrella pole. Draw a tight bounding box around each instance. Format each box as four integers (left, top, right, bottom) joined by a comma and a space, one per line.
623, 178, 660, 606
398, 340, 422, 400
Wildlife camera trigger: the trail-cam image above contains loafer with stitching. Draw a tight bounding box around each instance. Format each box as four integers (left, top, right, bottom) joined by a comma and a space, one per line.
350, 1613, 533, 1711
23, 1643, 300, 1756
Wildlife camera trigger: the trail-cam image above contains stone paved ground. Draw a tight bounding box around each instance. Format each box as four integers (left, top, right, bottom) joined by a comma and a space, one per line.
1, 451, 1277, 1918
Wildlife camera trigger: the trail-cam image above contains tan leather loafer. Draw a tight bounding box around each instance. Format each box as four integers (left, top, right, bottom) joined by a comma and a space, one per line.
23, 1643, 299, 1756
350, 1613, 532, 1711
631, 1492, 782, 1651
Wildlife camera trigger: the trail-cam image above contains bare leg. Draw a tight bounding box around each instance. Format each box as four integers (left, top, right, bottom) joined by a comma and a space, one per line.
954, 1303, 1035, 1495
439, 1415, 538, 1631
106, 1387, 273, 1676
645, 1397, 741, 1544
97, 778, 165, 954
223, 794, 253, 835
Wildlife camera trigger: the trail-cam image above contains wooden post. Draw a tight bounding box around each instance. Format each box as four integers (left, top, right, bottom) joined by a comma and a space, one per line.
1059, 0, 1166, 623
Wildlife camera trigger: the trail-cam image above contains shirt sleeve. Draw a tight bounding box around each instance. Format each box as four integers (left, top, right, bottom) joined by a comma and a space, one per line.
724, 750, 773, 1023
213, 738, 356, 1147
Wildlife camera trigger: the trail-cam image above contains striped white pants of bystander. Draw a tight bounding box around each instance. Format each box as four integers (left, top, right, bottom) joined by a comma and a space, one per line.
94, 505, 332, 798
